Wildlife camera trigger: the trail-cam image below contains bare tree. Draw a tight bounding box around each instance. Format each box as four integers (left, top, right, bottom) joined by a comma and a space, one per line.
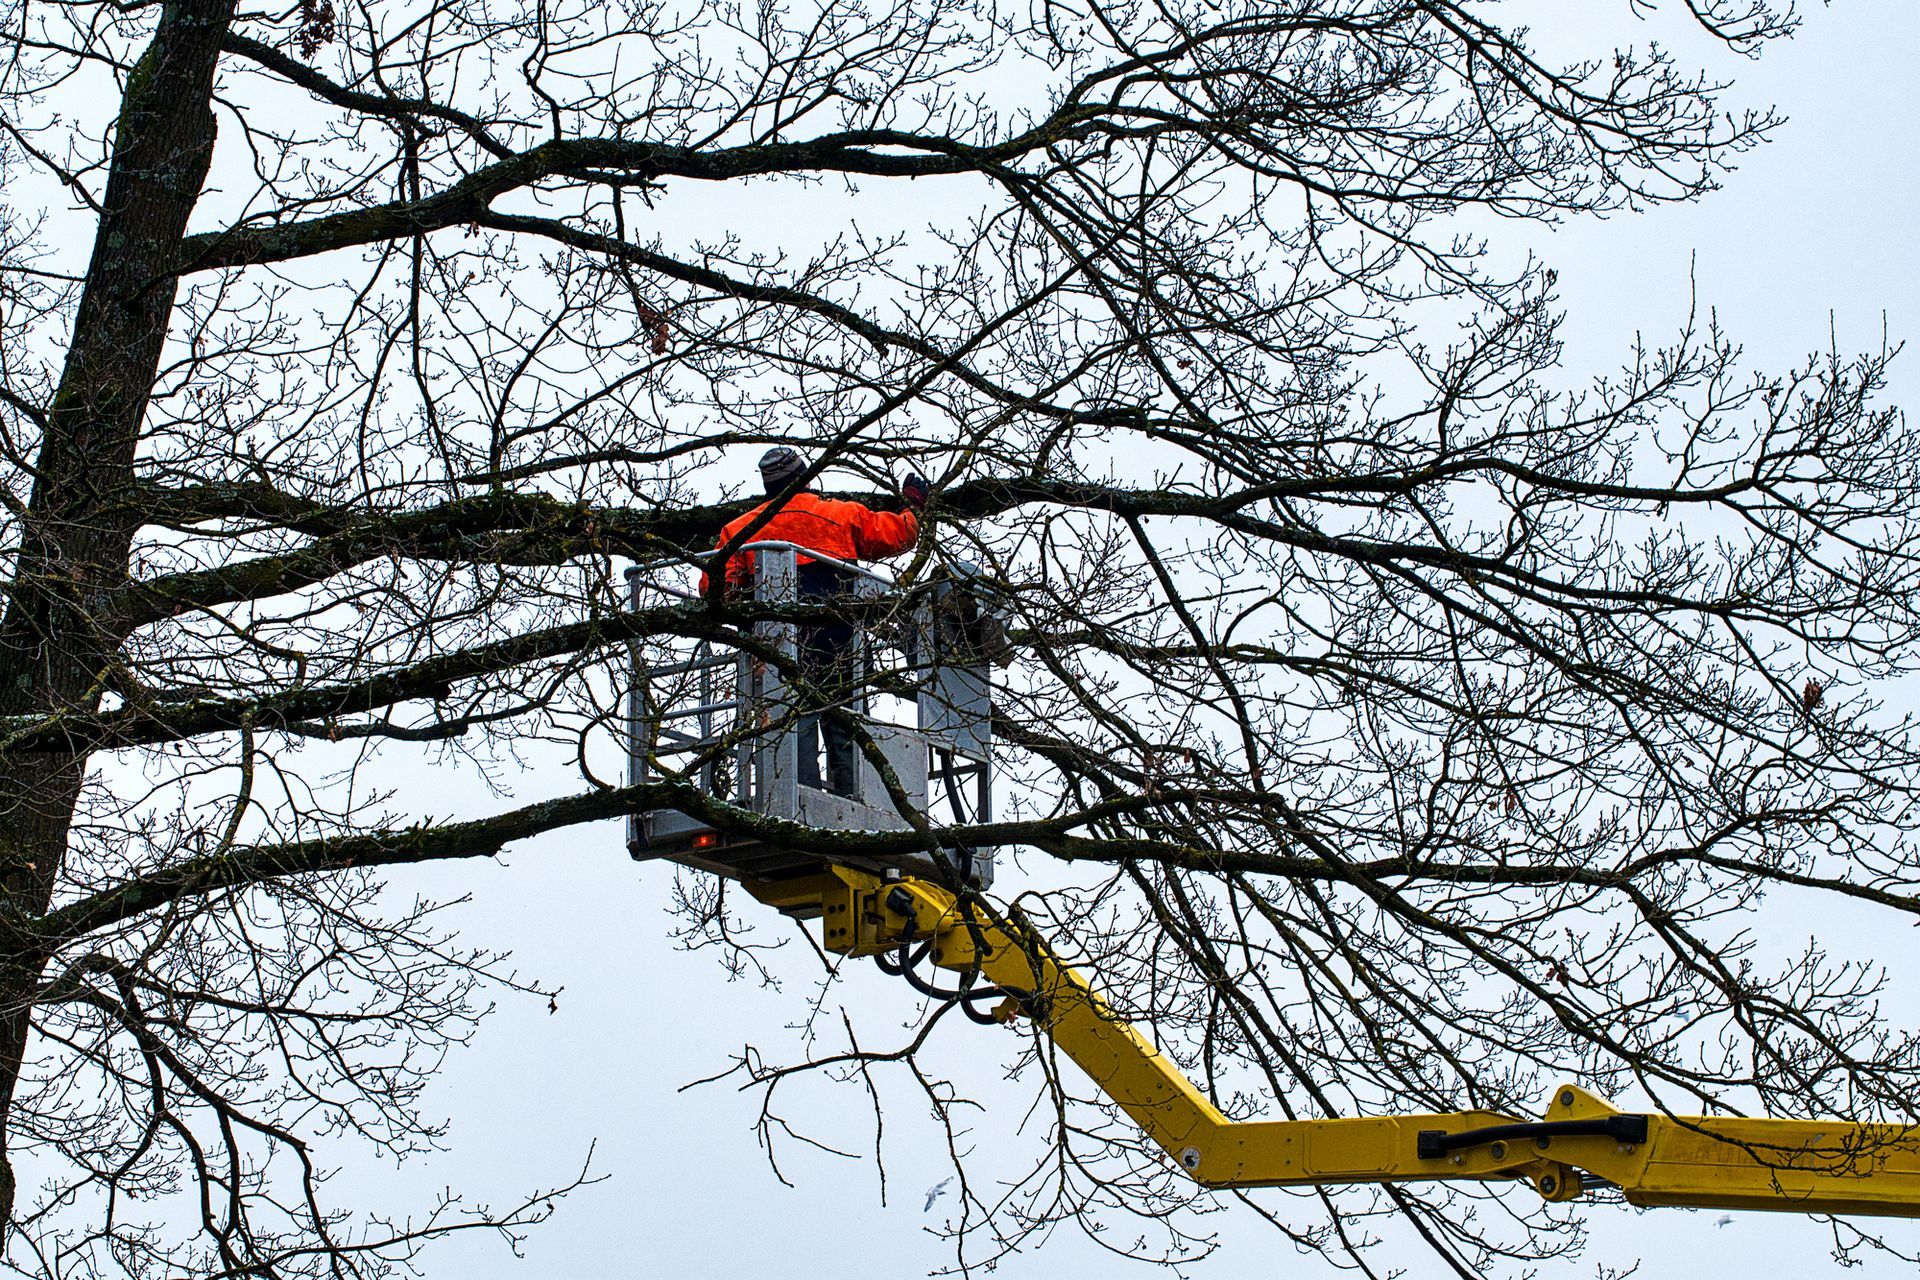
0, 0, 1914, 1273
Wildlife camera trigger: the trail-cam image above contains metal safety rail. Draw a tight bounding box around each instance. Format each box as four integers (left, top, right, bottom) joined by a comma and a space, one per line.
624, 543, 997, 895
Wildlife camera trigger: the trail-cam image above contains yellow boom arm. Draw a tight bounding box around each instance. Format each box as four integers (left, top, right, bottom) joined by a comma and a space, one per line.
748, 867, 1920, 1217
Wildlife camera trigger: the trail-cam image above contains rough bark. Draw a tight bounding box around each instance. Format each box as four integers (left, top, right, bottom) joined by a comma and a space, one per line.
0, 0, 237, 1226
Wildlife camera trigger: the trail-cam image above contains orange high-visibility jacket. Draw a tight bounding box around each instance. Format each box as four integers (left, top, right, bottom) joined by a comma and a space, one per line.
701, 491, 920, 591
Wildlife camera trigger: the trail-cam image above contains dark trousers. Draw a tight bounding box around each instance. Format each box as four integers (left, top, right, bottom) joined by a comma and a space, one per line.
795, 562, 859, 797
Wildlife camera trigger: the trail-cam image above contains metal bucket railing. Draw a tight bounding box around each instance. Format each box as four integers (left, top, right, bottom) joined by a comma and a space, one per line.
623, 542, 994, 889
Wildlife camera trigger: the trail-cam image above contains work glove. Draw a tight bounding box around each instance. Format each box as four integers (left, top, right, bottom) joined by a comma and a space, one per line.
901, 472, 930, 511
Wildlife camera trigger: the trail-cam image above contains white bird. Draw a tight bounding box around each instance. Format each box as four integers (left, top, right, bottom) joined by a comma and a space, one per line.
1715, 1214, 1734, 1228
923, 1177, 954, 1212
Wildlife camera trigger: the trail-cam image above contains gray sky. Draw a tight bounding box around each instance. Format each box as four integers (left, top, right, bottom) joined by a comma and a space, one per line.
303, 7, 1920, 1278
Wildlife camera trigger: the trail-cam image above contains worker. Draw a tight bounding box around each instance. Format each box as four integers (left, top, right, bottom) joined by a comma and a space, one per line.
704, 446, 928, 797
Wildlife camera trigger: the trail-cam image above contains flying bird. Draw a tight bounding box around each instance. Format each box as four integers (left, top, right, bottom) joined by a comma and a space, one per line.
923, 1177, 954, 1212
1715, 1214, 1734, 1228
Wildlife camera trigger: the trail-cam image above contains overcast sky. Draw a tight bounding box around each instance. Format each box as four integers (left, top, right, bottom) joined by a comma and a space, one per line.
299, 7, 1920, 1278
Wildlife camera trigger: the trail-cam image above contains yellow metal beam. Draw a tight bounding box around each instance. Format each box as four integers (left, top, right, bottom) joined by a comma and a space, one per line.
1541, 1084, 1920, 1216
769, 869, 1920, 1217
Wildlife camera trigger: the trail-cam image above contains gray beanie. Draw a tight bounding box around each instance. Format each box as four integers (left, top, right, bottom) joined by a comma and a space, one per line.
759, 446, 808, 493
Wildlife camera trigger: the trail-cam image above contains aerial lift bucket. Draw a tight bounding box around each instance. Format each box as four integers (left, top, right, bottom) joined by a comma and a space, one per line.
623, 544, 999, 903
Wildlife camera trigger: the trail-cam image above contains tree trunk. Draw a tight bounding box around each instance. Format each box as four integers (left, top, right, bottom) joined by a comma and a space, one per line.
0, 0, 235, 1227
